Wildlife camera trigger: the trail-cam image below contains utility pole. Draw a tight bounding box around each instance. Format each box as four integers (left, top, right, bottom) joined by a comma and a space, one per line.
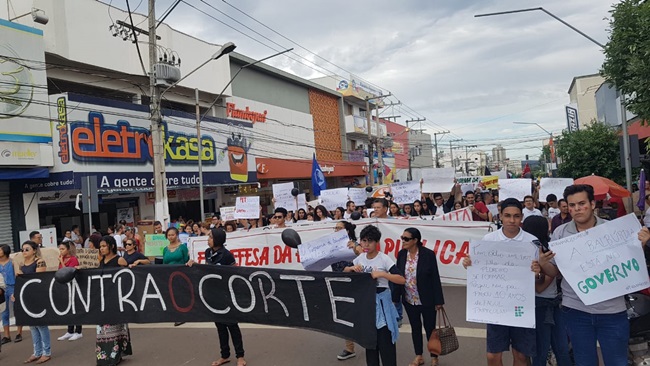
365, 93, 391, 185
405, 118, 425, 181
148, 0, 169, 227
450, 139, 463, 172
464, 145, 478, 175
433, 131, 449, 168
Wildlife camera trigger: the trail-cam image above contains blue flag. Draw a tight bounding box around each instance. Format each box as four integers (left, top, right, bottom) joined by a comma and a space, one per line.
311, 153, 327, 197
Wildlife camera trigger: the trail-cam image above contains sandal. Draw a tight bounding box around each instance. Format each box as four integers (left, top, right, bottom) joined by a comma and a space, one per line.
36, 356, 51, 364
211, 359, 231, 366
431, 357, 439, 366
237, 357, 247, 366
409, 356, 424, 366
24, 355, 39, 364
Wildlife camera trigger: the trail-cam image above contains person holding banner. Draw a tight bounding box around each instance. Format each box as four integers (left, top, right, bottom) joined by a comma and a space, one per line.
393, 228, 445, 366
56, 242, 83, 342
0, 268, 5, 354
462, 198, 538, 366
344, 225, 405, 366
389, 202, 401, 217
273, 208, 288, 229
96, 235, 131, 366
537, 185, 633, 366
162, 228, 190, 265
123, 238, 150, 268
0, 244, 18, 346
344, 201, 356, 219
314, 205, 333, 221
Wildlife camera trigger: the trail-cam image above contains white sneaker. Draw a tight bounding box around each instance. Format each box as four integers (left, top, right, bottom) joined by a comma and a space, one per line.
57, 333, 73, 341
68, 333, 83, 341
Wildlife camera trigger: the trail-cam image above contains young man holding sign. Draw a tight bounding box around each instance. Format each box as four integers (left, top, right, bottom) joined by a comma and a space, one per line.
463, 198, 539, 366
537, 184, 643, 366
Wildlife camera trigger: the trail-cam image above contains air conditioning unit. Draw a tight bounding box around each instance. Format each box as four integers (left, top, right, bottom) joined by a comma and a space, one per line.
155, 63, 181, 87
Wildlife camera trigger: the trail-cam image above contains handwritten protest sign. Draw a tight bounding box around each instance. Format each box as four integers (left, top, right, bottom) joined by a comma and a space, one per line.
235, 196, 260, 219
348, 188, 367, 206
421, 168, 455, 193
539, 178, 574, 202
457, 176, 482, 194
466, 240, 536, 328
499, 179, 531, 201
273, 182, 297, 211
320, 188, 349, 211
220, 206, 236, 221
76, 248, 99, 269
144, 234, 168, 257
549, 214, 649, 305
297, 193, 308, 211
298, 230, 356, 271
391, 181, 420, 204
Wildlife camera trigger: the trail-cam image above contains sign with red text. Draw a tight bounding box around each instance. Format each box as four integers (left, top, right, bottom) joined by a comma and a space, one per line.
186, 219, 491, 284
235, 196, 260, 219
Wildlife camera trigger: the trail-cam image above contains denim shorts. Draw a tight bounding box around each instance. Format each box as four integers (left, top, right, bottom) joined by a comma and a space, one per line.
486, 323, 536, 357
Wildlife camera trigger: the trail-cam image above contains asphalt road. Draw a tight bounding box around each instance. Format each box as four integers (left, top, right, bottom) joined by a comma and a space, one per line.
0, 286, 516, 366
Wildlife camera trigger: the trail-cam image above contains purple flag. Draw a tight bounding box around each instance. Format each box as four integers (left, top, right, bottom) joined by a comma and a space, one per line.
637, 169, 646, 212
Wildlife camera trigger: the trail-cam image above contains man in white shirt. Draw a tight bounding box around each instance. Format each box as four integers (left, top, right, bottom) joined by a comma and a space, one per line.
545, 194, 560, 220
523, 195, 543, 220
463, 198, 538, 366
343, 200, 356, 219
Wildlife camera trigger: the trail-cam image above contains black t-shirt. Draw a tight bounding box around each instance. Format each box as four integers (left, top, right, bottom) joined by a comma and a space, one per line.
123, 251, 147, 265
205, 246, 235, 266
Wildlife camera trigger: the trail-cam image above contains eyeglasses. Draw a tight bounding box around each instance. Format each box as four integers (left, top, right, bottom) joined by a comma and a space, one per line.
22, 248, 32, 252
400, 236, 414, 242
125, 242, 134, 246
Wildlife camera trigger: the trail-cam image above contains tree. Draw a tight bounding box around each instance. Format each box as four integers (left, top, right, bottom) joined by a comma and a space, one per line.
556, 122, 625, 183
601, 0, 650, 123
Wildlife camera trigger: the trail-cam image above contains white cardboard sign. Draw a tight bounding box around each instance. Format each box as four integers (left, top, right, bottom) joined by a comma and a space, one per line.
298, 230, 356, 271
319, 188, 349, 211
390, 181, 421, 204
273, 182, 297, 211
499, 179, 532, 201
421, 168, 455, 193
539, 178, 574, 202
348, 188, 367, 206
235, 196, 260, 219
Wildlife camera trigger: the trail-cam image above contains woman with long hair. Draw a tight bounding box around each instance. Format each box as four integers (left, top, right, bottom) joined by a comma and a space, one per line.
296, 208, 308, 222
412, 200, 425, 217
57, 242, 82, 342
333, 207, 345, 220
403, 204, 414, 217
313, 205, 332, 221
394, 228, 445, 366
0, 244, 18, 346
96, 236, 131, 365
162, 228, 190, 265
389, 202, 401, 217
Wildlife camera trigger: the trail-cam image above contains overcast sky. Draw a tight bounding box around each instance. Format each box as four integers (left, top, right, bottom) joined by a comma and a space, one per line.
111, 0, 617, 162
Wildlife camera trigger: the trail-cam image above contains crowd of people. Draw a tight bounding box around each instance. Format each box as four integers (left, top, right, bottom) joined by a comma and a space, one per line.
1, 179, 649, 365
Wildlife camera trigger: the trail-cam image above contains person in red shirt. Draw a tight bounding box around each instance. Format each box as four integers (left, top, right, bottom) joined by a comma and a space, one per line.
57, 242, 82, 341
465, 190, 489, 221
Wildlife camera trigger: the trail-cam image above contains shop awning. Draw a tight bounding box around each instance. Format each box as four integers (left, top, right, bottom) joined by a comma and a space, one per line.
0, 167, 49, 180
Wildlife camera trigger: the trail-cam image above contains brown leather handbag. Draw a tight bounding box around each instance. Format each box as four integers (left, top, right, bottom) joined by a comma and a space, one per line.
428, 307, 459, 355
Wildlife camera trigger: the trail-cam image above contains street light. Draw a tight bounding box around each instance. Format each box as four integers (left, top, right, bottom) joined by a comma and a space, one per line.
476, 7, 633, 198
193, 48, 293, 218
513, 122, 556, 176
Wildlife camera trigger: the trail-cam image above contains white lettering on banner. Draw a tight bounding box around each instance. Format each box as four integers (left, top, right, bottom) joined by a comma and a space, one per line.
466, 240, 537, 328
187, 219, 491, 284
348, 188, 366, 206
299, 230, 356, 271
390, 181, 420, 204
235, 196, 261, 219
499, 179, 532, 201
432, 207, 472, 222
549, 214, 649, 305
273, 182, 297, 211
539, 178, 574, 202
319, 188, 348, 211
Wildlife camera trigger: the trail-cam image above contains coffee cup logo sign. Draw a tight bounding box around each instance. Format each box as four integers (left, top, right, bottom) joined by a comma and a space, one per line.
225, 102, 267, 124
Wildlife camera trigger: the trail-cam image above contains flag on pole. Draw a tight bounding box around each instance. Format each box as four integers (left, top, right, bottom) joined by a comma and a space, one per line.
311, 153, 327, 197
637, 169, 646, 212
522, 163, 531, 177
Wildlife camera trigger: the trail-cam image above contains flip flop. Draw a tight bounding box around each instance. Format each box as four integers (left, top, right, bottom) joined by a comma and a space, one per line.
24, 355, 39, 364
211, 359, 231, 366
236, 357, 247, 366
36, 356, 51, 364
409, 356, 425, 366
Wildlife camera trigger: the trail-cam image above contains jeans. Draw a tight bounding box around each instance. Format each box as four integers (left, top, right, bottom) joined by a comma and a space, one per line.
561, 307, 628, 366
29, 326, 51, 357
366, 326, 396, 366
533, 301, 571, 366
215, 322, 244, 358
2, 285, 13, 326
403, 302, 437, 357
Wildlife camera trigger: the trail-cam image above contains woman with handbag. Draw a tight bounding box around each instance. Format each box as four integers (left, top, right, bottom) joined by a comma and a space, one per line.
394, 227, 445, 366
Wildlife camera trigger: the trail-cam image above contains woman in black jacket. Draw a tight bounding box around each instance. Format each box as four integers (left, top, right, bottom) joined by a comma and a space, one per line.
394, 227, 445, 366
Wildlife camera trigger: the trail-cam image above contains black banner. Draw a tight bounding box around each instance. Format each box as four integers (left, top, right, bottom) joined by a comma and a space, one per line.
15, 265, 377, 349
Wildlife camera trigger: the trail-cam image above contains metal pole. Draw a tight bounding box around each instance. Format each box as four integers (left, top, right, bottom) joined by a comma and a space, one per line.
366, 98, 373, 185
619, 90, 633, 208
376, 105, 384, 184
195, 88, 205, 219
148, 0, 169, 228
450, 141, 454, 171
86, 176, 93, 234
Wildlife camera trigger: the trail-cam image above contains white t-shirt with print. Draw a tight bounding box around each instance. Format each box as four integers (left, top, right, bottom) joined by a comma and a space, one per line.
353, 251, 396, 289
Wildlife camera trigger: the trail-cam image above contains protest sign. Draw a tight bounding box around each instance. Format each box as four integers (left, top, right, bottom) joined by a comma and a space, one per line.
14, 265, 377, 349
297, 193, 308, 211
486, 204, 499, 217
235, 196, 261, 219
457, 176, 482, 194
220, 206, 236, 221
273, 182, 297, 211
212, 218, 490, 284
188, 236, 210, 263
549, 214, 649, 305
320, 188, 349, 211
539, 178, 574, 202
348, 188, 367, 206
75, 248, 99, 269
421, 168, 455, 193
391, 181, 420, 204
298, 230, 356, 271
466, 240, 537, 328
494, 170, 508, 180
482, 176, 499, 190
499, 179, 532, 201
144, 234, 168, 257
